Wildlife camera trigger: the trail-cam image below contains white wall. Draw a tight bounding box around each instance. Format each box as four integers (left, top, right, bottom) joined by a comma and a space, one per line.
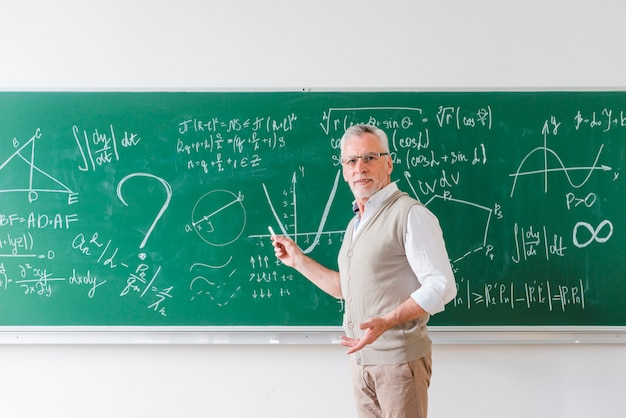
1, 1, 625, 417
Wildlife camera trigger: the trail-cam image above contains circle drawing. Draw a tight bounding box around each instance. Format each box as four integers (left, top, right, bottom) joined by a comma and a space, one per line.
191, 190, 246, 246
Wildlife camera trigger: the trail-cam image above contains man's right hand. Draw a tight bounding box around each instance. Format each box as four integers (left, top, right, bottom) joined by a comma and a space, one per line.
270, 234, 302, 268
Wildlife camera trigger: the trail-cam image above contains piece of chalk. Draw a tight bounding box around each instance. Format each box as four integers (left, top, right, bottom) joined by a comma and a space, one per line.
268, 226, 276, 237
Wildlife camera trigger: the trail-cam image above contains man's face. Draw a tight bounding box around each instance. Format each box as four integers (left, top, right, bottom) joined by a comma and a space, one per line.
341, 132, 393, 202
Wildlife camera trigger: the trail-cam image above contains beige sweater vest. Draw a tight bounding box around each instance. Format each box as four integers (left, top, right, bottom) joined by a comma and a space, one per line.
338, 190, 431, 365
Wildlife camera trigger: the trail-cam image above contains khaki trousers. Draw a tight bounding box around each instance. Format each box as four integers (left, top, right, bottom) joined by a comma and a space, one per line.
350, 352, 432, 418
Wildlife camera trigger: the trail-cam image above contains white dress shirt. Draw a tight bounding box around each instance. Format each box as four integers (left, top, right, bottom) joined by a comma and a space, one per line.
352, 182, 457, 315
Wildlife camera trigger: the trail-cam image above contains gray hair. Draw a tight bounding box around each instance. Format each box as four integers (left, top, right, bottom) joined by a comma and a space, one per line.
340, 124, 390, 154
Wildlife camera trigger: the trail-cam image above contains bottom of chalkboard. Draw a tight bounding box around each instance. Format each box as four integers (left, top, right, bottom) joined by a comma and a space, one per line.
428, 326, 626, 344
0, 326, 625, 345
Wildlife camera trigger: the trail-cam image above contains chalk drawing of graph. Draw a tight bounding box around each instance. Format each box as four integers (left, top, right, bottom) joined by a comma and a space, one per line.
261, 169, 343, 254
509, 128, 612, 197
0, 129, 75, 199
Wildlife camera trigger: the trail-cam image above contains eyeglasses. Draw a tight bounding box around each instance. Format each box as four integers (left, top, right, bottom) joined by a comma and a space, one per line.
340, 152, 389, 167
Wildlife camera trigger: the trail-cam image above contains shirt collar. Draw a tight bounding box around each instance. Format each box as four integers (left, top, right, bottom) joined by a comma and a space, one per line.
351, 182, 399, 216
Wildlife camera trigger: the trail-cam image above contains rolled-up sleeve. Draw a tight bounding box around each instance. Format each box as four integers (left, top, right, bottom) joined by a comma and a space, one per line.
406, 204, 457, 315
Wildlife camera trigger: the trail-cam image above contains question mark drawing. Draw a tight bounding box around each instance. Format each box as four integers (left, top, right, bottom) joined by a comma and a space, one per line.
117, 172, 172, 254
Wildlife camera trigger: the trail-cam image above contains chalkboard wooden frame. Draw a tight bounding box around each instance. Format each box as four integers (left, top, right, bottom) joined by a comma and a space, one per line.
1, 326, 626, 344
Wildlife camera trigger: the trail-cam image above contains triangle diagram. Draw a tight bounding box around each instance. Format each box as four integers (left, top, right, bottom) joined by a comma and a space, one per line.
0, 132, 74, 195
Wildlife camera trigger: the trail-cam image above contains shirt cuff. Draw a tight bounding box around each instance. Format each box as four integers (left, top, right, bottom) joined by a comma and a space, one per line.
411, 286, 445, 315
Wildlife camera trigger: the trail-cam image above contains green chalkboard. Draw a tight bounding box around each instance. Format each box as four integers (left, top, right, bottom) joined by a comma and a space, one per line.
0, 91, 624, 327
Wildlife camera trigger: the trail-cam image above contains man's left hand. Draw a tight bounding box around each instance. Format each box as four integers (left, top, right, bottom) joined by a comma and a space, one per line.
339, 317, 390, 354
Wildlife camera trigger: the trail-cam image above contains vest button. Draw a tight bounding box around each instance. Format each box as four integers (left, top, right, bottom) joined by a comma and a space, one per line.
346, 296, 352, 303
347, 251, 353, 257
348, 322, 354, 328
346, 274, 351, 281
